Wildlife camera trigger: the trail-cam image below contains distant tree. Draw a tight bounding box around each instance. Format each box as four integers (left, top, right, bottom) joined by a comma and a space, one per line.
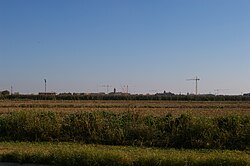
1, 90, 10, 96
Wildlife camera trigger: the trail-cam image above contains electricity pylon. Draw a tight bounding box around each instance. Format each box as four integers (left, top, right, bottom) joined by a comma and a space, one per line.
101, 85, 112, 94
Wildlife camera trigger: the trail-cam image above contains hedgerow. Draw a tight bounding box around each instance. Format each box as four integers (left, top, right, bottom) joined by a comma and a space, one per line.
0, 111, 249, 150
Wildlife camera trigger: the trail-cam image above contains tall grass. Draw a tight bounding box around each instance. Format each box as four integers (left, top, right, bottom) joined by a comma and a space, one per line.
0, 111, 249, 150
0, 142, 249, 166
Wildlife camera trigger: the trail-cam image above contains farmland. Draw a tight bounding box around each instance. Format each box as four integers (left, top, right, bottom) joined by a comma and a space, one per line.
1, 99, 250, 117
0, 99, 250, 165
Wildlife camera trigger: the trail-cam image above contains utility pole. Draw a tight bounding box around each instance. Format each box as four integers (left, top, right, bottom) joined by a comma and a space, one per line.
187, 76, 200, 95
11, 86, 13, 95
44, 79, 47, 93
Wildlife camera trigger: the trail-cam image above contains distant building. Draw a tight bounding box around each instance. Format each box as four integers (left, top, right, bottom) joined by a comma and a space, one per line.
155, 91, 175, 96
73, 93, 85, 96
39, 92, 56, 96
109, 92, 127, 96
88, 93, 106, 96
58, 93, 72, 96
108, 88, 130, 96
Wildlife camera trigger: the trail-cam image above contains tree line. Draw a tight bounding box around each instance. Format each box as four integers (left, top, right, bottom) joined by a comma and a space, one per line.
1, 92, 250, 101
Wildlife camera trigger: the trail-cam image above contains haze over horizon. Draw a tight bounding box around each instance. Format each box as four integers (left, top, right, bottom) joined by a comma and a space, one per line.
1, 0, 250, 95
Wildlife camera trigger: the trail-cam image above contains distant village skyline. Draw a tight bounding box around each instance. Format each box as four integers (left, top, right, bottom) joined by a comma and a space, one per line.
1, 79, 249, 96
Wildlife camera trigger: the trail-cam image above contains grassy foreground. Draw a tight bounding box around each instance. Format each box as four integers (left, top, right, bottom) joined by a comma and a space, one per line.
0, 142, 249, 166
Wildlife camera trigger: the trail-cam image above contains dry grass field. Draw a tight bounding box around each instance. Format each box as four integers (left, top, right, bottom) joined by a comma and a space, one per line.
1, 99, 250, 165
0, 99, 250, 117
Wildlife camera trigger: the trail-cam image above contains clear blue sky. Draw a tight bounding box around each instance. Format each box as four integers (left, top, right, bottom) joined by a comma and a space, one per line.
0, 0, 249, 95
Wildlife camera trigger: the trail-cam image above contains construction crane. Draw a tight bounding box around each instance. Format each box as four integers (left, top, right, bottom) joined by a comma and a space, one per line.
101, 85, 112, 94
187, 76, 200, 95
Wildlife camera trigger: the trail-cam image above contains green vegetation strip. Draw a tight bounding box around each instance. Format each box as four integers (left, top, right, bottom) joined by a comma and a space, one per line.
0, 111, 250, 150
3, 94, 250, 101
0, 142, 249, 166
